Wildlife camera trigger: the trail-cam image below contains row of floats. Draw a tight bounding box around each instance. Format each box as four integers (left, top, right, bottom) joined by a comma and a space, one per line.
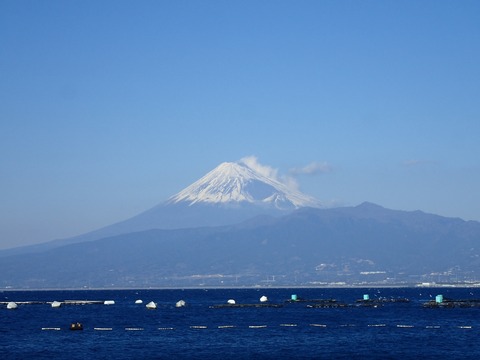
47, 323, 476, 332
0, 299, 185, 310
3, 293, 480, 310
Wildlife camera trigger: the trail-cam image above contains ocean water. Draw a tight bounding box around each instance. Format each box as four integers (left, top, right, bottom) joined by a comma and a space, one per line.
1, 287, 479, 359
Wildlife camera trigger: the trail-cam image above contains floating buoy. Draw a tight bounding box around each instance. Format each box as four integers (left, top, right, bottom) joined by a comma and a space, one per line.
51, 301, 62, 308
146, 301, 157, 309
104, 300, 115, 305
7, 302, 18, 310
70, 322, 83, 331
259, 296, 268, 303
175, 300, 186, 308
227, 299, 236, 305
135, 299, 143, 304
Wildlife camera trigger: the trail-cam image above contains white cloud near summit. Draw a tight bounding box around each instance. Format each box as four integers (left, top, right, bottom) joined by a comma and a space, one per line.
289, 161, 332, 176
240, 155, 278, 180
240, 156, 333, 192
240, 156, 299, 191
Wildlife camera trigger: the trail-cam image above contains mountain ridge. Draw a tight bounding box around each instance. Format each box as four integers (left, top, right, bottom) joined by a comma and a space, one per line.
1, 203, 480, 288
3, 160, 479, 288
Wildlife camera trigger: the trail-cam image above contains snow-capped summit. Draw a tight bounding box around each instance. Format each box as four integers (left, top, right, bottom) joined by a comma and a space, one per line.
167, 161, 321, 209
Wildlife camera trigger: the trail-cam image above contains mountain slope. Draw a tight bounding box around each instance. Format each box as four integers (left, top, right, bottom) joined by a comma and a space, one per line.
2, 203, 480, 288
1, 160, 321, 257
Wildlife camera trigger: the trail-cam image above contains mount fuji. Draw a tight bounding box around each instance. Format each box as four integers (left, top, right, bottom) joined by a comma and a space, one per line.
3, 161, 480, 288
5, 160, 322, 255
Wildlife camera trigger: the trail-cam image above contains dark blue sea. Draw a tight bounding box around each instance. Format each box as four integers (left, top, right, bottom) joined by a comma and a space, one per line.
1, 287, 479, 359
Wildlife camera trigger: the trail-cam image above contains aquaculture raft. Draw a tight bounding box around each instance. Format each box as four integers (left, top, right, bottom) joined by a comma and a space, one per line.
306, 300, 349, 308
210, 303, 283, 309
423, 298, 480, 308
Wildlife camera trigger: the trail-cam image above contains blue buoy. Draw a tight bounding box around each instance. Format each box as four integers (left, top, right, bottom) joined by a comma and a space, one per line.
363, 294, 370, 301
291, 294, 298, 301
435, 295, 443, 304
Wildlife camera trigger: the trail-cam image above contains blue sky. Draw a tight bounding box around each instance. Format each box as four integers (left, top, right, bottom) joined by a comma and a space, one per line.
1, 0, 479, 249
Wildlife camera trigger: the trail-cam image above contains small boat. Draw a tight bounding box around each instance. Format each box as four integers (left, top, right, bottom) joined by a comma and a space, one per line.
135, 299, 143, 304
7, 302, 18, 310
227, 299, 236, 305
260, 296, 268, 303
104, 300, 115, 305
145, 301, 157, 309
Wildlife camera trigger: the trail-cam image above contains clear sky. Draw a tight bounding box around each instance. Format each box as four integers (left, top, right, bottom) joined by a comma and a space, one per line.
1, 0, 479, 250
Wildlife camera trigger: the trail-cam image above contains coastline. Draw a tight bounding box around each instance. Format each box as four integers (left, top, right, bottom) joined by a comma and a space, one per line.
3, 282, 480, 292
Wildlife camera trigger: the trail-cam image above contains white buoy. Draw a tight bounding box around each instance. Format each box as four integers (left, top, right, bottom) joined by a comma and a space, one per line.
7, 302, 18, 310
135, 299, 143, 304
146, 301, 157, 309
104, 300, 115, 305
227, 299, 236, 305
51, 301, 62, 308
259, 296, 268, 303
175, 300, 186, 308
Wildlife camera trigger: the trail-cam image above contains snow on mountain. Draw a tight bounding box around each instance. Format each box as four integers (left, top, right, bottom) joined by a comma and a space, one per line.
167, 161, 321, 209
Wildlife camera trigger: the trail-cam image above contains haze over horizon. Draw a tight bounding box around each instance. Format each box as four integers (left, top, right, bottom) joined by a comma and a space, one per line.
1, 1, 479, 250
